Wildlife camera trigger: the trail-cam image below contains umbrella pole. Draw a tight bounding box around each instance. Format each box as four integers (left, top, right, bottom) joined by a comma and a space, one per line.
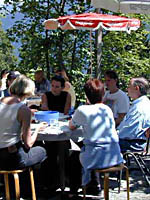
96, 8, 103, 79
90, 30, 93, 77
96, 26, 103, 79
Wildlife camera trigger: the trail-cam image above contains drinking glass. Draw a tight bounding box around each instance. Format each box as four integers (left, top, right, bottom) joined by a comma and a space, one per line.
49, 119, 59, 127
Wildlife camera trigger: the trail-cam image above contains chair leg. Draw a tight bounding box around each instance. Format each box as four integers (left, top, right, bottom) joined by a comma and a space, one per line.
4, 173, 10, 200
13, 173, 20, 200
104, 173, 109, 200
117, 170, 122, 193
138, 156, 150, 175
29, 168, 37, 200
125, 167, 130, 200
135, 156, 150, 186
82, 186, 86, 200
124, 154, 131, 166
127, 152, 150, 186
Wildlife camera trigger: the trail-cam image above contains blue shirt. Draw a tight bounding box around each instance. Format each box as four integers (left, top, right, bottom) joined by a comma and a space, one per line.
0, 89, 10, 97
118, 96, 150, 140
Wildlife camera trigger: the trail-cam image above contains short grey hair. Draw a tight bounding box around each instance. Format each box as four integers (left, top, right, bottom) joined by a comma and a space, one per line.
132, 77, 149, 96
9, 75, 35, 98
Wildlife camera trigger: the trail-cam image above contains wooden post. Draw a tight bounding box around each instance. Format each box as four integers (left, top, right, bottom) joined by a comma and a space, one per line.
95, 8, 103, 78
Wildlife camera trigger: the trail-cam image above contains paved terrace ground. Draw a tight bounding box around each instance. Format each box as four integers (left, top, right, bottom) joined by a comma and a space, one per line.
0, 158, 150, 200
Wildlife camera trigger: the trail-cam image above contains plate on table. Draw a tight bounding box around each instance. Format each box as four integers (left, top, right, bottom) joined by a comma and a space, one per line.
59, 113, 70, 120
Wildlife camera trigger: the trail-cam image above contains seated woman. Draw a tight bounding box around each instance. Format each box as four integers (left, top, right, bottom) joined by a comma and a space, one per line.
55, 69, 76, 110
0, 75, 47, 170
40, 75, 71, 191
69, 79, 124, 190
41, 75, 71, 114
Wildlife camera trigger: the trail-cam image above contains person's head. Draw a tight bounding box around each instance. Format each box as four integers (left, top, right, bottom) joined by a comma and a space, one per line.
34, 70, 45, 82
84, 79, 104, 104
6, 71, 20, 88
1, 69, 9, 79
51, 75, 65, 96
9, 75, 35, 99
104, 70, 119, 91
128, 77, 149, 99
55, 69, 69, 82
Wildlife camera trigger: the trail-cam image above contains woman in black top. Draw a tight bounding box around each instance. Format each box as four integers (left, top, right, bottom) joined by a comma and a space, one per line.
41, 75, 71, 114
40, 75, 71, 192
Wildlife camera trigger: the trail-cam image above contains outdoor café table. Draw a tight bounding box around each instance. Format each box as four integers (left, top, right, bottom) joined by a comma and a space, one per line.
31, 121, 83, 191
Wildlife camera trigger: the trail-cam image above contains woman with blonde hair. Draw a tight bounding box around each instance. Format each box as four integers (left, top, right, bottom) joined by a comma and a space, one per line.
0, 75, 46, 170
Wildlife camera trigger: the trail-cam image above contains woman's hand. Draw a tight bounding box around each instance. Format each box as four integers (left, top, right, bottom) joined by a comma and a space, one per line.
69, 120, 77, 130
37, 122, 48, 132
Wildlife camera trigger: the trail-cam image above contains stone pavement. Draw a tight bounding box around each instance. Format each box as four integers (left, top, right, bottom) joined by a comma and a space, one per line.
36, 158, 150, 200
39, 170, 150, 200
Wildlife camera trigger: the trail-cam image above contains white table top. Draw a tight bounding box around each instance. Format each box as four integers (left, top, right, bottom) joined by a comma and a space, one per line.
31, 121, 83, 142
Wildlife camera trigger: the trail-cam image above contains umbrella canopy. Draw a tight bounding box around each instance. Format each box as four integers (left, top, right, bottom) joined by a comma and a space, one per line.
44, 12, 140, 33
91, 0, 150, 14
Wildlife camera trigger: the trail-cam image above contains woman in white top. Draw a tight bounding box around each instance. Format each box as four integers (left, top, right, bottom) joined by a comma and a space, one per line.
0, 75, 47, 170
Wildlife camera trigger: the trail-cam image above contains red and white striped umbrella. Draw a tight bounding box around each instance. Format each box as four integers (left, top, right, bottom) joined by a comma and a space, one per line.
44, 12, 140, 33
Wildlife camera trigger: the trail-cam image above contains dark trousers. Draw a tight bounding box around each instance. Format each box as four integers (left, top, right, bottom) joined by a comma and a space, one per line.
39, 140, 71, 190
0, 142, 47, 198
0, 142, 47, 170
119, 138, 146, 153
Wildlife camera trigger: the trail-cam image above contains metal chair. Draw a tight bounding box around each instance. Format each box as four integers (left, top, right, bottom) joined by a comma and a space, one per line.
82, 163, 130, 200
0, 167, 36, 200
123, 128, 150, 186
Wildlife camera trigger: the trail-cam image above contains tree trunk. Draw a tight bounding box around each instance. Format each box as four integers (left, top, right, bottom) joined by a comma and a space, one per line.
45, 0, 50, 79
71, 34, 77, 73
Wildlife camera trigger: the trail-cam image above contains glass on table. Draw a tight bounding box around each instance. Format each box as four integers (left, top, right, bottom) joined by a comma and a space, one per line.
49, 119, 59, 127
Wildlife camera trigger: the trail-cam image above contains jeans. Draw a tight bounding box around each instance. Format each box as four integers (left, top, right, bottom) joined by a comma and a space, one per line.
0, 142, 47, 170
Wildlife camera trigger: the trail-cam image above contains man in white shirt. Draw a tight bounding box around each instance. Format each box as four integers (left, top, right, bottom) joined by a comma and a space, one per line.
103, 70, 130, 126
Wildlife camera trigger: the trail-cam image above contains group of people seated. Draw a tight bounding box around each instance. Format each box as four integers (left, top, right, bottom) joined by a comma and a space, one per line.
0, 68, 150, 199
68, 73, 150, 198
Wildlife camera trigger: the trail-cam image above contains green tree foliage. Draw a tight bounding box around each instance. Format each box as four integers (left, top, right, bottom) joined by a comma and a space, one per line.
1, 0, 93, 105
1, 1, 150, 105
0, 19, 18, 71
100, 13, 150, 90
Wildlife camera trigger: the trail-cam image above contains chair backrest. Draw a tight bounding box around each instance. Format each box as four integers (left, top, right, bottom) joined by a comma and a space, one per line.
144, 128, 150, 155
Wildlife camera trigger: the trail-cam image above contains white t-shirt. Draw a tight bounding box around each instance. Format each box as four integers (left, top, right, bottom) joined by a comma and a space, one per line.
1, 77, 7, 90
71, 103, 119, 144
103, 89, 130, 119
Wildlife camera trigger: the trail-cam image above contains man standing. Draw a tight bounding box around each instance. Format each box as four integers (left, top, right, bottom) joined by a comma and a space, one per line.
103, 70, 130, 126
118, 77, 150, 152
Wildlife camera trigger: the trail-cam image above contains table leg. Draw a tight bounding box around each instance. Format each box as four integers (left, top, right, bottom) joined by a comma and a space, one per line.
57, 141, 70, 191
